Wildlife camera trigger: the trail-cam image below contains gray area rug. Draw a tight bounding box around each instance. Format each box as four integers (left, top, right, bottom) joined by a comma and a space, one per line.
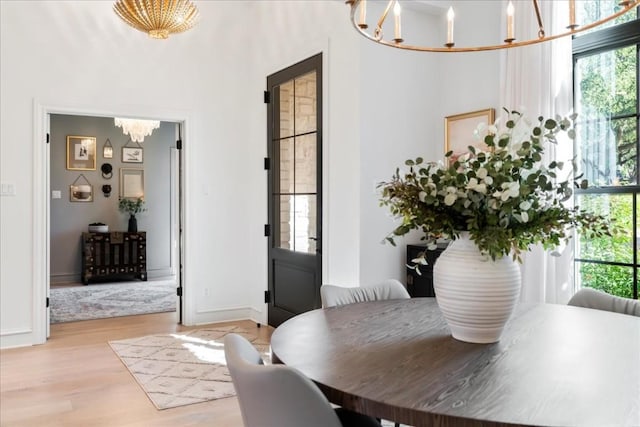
109, 325, 270, 409
50, 279, 176, 323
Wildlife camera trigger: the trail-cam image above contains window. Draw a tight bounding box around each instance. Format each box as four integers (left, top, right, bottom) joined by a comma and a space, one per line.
573, 5, 639, 299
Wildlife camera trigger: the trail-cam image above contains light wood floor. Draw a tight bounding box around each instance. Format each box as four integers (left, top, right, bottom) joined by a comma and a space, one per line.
0, 312, 273, 427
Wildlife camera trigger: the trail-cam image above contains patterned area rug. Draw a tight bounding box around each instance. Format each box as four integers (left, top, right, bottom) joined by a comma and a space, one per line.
109, 326, 270, 409
50, 279, 176, 323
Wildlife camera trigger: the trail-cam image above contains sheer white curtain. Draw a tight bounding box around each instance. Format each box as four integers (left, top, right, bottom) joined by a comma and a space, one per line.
499, 0, 574, 304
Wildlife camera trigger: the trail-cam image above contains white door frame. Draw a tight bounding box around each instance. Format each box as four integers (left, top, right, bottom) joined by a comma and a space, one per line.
32, 100, 192, 344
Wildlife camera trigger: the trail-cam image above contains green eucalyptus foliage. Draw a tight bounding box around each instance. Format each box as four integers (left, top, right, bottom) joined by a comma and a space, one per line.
118, 197, 147, 215
378, 110, 617, 262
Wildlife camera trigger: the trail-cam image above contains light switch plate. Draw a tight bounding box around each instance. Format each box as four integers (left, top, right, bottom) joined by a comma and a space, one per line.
52, 190, 62, 199
1, 182, 16, 196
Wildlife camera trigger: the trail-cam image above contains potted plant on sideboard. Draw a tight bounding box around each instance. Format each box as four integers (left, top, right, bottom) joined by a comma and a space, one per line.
118, 197, 146, 233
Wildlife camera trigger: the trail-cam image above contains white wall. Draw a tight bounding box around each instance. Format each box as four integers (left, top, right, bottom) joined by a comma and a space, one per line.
439, 1, 502, 118
0, 1, 257, 347
0, 0, 502, 348
247, 1, 362, 290
358, 1, 502, 286
0, 0, 363, 347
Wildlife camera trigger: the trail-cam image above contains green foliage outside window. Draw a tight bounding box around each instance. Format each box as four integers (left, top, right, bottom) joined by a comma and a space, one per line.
579, 195, 632, 263
579, 263, 634, 298
574, 3, 638, 299
579, 46, 636, 117
578, 195, 634, 298
578, 45, 637, 185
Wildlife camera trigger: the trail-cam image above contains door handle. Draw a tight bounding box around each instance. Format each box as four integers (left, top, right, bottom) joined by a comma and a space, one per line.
308, 237, 318, 241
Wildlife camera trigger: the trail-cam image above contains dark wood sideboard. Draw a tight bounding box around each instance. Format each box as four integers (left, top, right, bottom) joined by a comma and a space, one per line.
406, 242, 448, 297
81, 232, 147, 285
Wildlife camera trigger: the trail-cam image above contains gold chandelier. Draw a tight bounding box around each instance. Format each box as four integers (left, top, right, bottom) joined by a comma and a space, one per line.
346, 0, 639, 52
113, 0, 200, 39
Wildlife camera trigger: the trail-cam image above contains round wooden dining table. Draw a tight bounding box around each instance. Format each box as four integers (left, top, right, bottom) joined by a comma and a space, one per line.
270, 298, 640, 427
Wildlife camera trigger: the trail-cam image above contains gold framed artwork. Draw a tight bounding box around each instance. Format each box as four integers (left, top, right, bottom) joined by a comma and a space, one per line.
70, 184, 93, 202
69, 174, 93, 202
66, 136, 97, 170
103, 138, 113, 159
444, 108, 495, 164
120, 168, 144, 199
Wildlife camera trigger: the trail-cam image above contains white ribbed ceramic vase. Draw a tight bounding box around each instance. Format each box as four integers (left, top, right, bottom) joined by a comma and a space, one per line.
433, 233, 521, 344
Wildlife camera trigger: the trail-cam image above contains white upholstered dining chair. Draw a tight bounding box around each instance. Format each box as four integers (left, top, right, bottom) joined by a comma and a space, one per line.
320, 279, 410, 308
224, 333, 381, 427
568, 288, 640, 317
319, 279, 410, 427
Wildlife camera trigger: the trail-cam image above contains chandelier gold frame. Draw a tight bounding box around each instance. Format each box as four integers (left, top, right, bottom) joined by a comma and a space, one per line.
113, 0, 199, 39
346, 0, 639, 53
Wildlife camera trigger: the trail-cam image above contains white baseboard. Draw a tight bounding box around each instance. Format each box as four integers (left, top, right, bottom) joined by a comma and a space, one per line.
1, 306, 265, 349
0, 328, 35, 349
147, 268, 174, 280
50, 273, 80, 284
190, 306, 265, 327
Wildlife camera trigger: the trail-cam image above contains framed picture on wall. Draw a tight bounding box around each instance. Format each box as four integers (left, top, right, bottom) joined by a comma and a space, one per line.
444, 108, 495, 164
120, 168, 144, 199
122, 147, 143, 163
122, 139, 143, 163
103, 138, 113, 159
70, 184, 93, 202
66, 136, 97, 170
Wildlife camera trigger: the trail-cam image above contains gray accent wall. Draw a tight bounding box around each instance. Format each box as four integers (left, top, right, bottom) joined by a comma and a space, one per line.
50, 114, 177, 284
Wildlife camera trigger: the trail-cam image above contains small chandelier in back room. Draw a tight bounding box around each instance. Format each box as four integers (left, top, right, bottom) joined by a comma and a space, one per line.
346, 0, 639, 53
113, 0, 200, 39
114, 118, 160, 143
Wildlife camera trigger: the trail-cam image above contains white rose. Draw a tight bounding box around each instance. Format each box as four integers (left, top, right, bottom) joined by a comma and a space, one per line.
519, 200, 532, 211
444, 193, 457, 206
500, 182, 520, 201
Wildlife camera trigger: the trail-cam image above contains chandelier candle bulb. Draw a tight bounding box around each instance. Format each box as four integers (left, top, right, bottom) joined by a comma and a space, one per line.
569, 0, 576, 28
394, 1, 402, 41
446, 7, 454, 45
506, 1, 515, 41
359, 0, 367, 28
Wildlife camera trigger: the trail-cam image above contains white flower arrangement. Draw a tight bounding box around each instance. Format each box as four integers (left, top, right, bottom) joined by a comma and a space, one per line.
379, 109, 616, 262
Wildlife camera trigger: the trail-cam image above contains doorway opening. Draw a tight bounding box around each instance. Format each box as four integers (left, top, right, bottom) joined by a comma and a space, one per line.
48, 114, 180, 326
32, 103, 187, 342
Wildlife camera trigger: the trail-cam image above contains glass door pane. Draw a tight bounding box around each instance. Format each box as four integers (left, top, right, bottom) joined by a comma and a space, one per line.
294, 134, 316, 194
294, 71, 317, 134
279, 81, 295, 139
273, 70, 318, 254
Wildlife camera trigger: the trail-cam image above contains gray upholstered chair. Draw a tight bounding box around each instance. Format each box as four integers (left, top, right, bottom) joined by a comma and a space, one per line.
568, 288, 640, 317
319, 279, 409, 427
224, 333, 381, 427
320, 279, 411, 308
